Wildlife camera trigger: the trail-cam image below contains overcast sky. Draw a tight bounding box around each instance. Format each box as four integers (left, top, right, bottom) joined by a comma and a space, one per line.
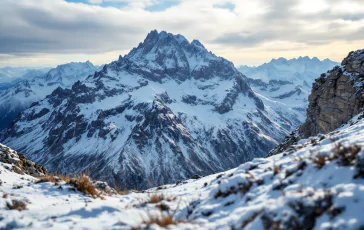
1, 0, 364, 68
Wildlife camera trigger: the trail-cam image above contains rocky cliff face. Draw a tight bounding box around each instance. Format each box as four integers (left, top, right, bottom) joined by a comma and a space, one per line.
1, 31, 297, 189
300, 49, 364, 137
268, 49, 364, 157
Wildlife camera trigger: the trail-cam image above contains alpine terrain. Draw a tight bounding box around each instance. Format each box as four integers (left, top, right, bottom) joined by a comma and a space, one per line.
0, 61, 98, 131
240, 57, 339, 123
1, 30, 299, 189
269, 49, 364, 156
1, 103, 364, 229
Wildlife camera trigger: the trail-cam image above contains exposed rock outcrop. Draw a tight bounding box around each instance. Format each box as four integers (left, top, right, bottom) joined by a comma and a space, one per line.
0, 143, 47, 176
300, 49, 364, 137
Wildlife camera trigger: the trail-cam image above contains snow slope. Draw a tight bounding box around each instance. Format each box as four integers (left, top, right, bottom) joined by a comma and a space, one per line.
0, 61, 97, 131
240, 57, 339, 123
1, 113, 364, 229
1, 31, 299, 189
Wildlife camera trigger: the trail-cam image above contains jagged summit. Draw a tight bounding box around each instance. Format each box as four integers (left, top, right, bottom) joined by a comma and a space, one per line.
115, 30, 235, 82
1, 31, 296, 189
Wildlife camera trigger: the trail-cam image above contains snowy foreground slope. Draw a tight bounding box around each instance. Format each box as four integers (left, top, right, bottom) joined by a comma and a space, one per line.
1, 114, 364, 229
2, 30, 298, 189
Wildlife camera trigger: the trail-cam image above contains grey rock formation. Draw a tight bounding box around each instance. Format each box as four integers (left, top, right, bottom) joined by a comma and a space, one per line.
0, 143, 47, 177
300, 49, 364, 137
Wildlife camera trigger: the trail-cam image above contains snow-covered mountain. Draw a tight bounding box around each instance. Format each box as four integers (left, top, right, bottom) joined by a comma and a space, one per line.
1, 30, 299, 189
0, 61, 97, 131
1, 112, 364, 229
239, 57, 338, 84
240, 57, 339, 123
0, 67, 50, 83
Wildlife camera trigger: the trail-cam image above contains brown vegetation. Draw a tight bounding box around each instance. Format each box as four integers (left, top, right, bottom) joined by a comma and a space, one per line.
6, 199, 27, 211
36, 171, 99, 198
141, 213, 184, 228
148, 193, 176, 204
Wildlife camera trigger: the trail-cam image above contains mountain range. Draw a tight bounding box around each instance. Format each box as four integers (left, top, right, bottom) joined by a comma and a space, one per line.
239, 57, 339, 122
0, 61, 98, 131
0, 30, 364, 229
1, 30, 299, 189
1, 48, 364, 228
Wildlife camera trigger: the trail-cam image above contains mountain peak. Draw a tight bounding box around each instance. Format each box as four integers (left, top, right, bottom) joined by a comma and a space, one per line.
120, 30, 236, 82
191, 39, 206, 49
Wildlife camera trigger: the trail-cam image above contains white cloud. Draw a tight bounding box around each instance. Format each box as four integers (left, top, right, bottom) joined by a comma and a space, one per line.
0, 0, 363, 67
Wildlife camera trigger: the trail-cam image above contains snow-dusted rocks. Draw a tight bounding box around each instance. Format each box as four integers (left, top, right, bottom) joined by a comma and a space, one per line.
1, 31, 295, 189
0, 61, 97, 131
0, 143, 47, 178
1, 114, 364, 229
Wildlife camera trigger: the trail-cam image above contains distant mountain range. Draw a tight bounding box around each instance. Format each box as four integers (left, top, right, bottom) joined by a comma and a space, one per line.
0, 61, 98, 131
0, 67, 51, 89
239, 57, 339, 122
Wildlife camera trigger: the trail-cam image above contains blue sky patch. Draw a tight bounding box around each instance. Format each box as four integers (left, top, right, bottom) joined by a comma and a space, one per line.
65, 0, 179, 11
213, 2, 235, 12
65, 0, 127, 8
145, 1, 180, 12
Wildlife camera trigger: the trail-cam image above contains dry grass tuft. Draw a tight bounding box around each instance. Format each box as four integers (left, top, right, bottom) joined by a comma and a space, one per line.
333, 143, 361, 166
68, 172, 99, 198
148, 193, 176, 204
313, 154, 327, 169
6, 199, 27, 211
273, 165, 282, 175
37, 171, 99, 198
36, 173, 71, 184
113, 183, 129, 195
141, 214, 184, 228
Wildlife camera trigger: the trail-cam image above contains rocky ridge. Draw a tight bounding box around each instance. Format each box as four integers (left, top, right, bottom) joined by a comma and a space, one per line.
1, 30, 297, 189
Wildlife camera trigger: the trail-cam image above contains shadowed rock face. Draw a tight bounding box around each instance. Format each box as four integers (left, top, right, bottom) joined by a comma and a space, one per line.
300, 49, 364, 137
1, 31, 295, 189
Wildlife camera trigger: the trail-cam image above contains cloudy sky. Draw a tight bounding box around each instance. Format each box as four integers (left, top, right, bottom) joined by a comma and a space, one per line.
1, 0, 364, 68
